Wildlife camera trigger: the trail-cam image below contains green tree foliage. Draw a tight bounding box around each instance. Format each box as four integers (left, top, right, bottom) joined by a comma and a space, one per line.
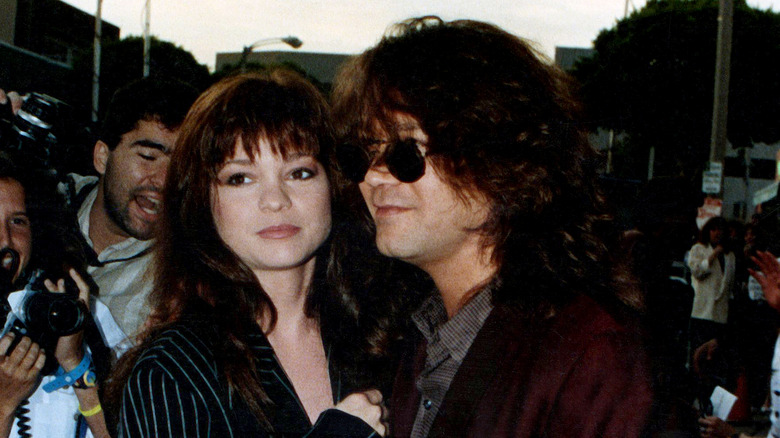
573, 0, 780, 178
74, 36, 210, 121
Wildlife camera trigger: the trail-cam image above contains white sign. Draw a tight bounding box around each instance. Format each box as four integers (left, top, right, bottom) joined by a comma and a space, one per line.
753, 181, 779, 205
710, 385, 737, 420
702, 161, 723, 194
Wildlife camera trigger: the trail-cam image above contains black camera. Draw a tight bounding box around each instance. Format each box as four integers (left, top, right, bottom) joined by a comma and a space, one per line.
0, 92, 74, 172
1, 250, 87, 374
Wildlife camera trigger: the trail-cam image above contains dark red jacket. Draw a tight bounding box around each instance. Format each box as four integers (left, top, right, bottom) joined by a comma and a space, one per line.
390, 294, 653, 438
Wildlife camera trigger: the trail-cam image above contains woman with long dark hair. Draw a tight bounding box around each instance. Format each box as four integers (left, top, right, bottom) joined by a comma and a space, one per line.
688, 217, 736, 349
108, 71, 392, 437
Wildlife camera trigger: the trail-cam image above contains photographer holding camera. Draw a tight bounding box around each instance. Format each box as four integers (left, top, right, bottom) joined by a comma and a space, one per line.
1, 79, 198, 340
0, 154, 124, 438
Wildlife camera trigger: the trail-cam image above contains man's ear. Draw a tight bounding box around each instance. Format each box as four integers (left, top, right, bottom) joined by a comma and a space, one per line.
93, 140, 109, 175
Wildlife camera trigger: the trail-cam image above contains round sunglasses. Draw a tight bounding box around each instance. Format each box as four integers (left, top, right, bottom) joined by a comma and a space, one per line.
336, 139, 427, 183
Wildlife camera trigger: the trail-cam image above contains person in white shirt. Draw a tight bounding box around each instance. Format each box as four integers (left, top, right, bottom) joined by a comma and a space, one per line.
0, 155, 123, 438
57, 78, 197, 339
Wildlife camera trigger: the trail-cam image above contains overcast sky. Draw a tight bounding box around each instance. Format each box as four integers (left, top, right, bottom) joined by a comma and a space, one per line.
60, 0, 780, 71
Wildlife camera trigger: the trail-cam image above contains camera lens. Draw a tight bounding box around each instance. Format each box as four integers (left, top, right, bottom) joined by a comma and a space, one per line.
25, 293, 85, 336
47, 297, 85, 334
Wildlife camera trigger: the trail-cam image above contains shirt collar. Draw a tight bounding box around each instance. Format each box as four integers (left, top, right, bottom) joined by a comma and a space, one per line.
412, 281, 495, 363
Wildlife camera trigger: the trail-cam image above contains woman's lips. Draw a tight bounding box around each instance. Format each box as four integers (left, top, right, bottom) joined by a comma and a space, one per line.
257, 224, 301, 239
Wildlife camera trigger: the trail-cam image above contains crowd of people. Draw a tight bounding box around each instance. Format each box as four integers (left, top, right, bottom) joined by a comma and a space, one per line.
685, 216, 780, 438
0, 14, 778, 438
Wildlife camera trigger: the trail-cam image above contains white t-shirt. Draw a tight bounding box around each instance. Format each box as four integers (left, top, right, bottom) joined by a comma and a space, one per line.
4, 288, 127, 438
68, 174, 155, 338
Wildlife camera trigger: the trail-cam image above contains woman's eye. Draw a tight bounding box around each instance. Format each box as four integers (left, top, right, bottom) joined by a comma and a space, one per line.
289, 167, 316, 180
225, 174, 251, 186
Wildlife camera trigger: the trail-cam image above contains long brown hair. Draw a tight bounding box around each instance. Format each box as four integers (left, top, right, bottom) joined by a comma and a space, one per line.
332, 17, 642, 315
108, 71, 338, 428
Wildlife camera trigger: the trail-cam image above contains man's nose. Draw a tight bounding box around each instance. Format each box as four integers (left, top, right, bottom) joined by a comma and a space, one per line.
150, 162, 169, 188
362, 163, 400, 187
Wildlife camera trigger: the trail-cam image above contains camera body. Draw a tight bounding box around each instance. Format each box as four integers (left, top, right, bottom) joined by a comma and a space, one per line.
2, 271, 87, 374
0, 92, 74, 172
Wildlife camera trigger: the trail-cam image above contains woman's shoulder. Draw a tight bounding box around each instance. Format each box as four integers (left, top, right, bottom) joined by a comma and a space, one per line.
690, 242, 709, 252
130, 320, 220, 382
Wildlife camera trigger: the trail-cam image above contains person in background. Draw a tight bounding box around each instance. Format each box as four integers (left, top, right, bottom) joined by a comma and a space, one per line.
58, 78, 198, 340
0, 153, 124, 438
699, 249, 780, 438
0, 79, 198, 340
689, 217, 736, 349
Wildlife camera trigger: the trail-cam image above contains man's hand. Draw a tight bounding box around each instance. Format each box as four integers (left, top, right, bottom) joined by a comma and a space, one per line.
0, 334, 45, 417
693, 338, 719, 375
749, 250, 780, 311
334, 389, 388, 436
45, 268, 91, 371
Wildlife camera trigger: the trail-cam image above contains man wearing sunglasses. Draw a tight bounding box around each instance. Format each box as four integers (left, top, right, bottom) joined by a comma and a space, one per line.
332, 16, 653, 437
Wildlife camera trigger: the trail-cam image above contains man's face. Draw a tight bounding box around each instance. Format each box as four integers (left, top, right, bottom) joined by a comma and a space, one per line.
358, 114, 491, 272
0, 178, 31, 282
94, 119, 179, 241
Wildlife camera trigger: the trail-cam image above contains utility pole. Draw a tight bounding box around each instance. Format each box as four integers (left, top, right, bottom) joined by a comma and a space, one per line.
143, 0, 151, 77
700, 0, 733, 222
710, 0, 733, 165
91, 0, 102, 123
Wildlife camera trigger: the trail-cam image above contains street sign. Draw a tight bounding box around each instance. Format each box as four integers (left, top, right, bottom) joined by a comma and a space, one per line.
702, 161, 723, 194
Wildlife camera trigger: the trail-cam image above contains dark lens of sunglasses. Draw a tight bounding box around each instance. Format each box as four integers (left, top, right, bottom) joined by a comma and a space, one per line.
386, 139, 426, 183
336, 143, 369, 183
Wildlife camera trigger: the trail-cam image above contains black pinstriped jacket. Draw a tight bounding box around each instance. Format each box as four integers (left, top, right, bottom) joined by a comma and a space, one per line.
119, 320, 378, 438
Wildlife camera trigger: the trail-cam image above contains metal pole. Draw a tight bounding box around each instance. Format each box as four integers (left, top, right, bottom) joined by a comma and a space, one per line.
91, 0, 102, 123
709, 0, 733, 165
143, 0, 151, 77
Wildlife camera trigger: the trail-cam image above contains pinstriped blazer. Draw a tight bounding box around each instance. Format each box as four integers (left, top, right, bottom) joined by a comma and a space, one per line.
119, 321, 379, 438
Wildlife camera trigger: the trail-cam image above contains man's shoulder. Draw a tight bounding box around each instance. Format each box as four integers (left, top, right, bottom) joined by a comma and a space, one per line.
482, 293, 643, 374
58, 173, 98, 209
555, 294, 636, 338
484, 294, 649, 391
491, 293, 635, 341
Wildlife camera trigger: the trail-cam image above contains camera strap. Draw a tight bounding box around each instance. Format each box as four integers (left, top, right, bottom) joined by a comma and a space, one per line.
42, 352, 93, 392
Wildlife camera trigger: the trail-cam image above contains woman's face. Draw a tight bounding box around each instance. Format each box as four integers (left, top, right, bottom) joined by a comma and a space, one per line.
211, 138, 331, 275
709, 226, 723, 246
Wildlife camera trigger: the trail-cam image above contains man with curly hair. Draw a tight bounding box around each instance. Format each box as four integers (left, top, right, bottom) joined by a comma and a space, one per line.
332, 16, 653, 437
